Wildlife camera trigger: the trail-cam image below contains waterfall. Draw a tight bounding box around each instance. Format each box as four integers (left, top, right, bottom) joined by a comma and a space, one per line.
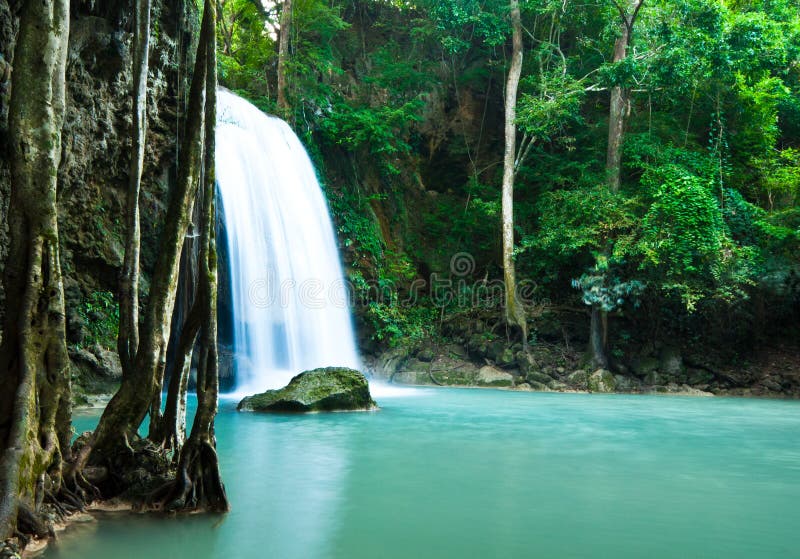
215, 89, 361, 393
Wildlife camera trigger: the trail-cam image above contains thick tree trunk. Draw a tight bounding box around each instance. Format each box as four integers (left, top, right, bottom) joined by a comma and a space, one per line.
73, 0, 213, 470
0, 0, 70, 540
606, 38, 628, 193
164, 7, 228, 509
501, 0, 527, 344
276, 0, 292, 111
118, 0, 151, 376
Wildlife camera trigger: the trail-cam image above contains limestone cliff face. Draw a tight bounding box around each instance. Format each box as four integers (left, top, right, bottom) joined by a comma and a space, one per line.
0, 0, 196, 344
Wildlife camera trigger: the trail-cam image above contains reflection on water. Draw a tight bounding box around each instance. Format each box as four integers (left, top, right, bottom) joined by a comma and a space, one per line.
46, 390, 800, 559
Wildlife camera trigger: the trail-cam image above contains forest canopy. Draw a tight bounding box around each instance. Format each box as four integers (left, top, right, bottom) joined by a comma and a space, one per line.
218, 0, 799, 355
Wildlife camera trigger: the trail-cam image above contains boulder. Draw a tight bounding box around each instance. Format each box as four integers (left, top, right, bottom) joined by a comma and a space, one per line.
486, 340, 504, 361
495, 348, 517, 369
686, 368, 714, 386
466, 333, 489, 359
613, 374, 637, 392
549, 380, 569, 392
392, 370, 429, 385
526, 380, 550, 391
237, 367, 377, 413
644, 370, 662, 386
376, 347, 410, 379
630, 356, 659, 378
526, 370, 555, 386
70, 345, 122, 380
659, 347, 684, 378
587, 369, 616, 393
476, 365, 514, 387
567, 370, 589, 390
416, 347, 435, 362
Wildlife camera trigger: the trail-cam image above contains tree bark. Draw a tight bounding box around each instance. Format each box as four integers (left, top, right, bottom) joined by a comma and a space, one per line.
606, 0, 644, 193
276, 0, 292, 111
0, 0, 70, 540
73, 0, 213, 470
501, 0, 527, 344
589, 305, 609, 369
155, 302, 201, 452
149, 191, 202, 443
164, 4, 228, 509
590, 0, 644, 369
118, 0, 152, 376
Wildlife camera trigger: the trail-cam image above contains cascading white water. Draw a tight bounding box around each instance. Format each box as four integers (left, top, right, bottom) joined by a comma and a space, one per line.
215, 89, 361, 393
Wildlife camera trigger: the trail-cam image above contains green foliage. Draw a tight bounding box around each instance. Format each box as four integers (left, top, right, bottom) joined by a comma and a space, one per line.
318, 100, 423, 174
572, 269, 645, 312
220, 0, 800, 350
517, 71, 584, 146
639, 169, 724, 277
78, 291, 119, 349
217, 0, 276, 96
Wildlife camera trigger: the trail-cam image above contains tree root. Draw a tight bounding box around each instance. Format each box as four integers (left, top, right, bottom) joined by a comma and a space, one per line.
160, 440, 228, 513
15, 504, 52, 540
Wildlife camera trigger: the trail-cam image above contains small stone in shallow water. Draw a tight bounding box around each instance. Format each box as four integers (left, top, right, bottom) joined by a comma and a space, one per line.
237, 367, 377, 412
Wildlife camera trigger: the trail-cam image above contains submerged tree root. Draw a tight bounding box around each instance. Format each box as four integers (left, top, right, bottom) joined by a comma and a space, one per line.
158, 440, 228, 513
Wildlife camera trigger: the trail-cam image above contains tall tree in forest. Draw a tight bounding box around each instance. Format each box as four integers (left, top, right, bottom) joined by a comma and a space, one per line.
162, 26, 228, 509
587, 0, 644, 369
119, 0, 151, 378
277, 0, 292, 110
501, 0, 527, 343
606, 0, 644, 192
72, 0, 216, 472
0, 0, 71, 540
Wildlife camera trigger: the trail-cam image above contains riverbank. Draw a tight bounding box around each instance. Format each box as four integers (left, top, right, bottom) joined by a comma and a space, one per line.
364, 340, 800, 398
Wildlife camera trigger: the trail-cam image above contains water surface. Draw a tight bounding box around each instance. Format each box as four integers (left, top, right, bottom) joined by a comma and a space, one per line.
47, 389, 800, 558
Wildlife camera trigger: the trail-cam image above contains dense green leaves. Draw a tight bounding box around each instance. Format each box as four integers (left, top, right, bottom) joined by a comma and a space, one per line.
219, 0, 800, 347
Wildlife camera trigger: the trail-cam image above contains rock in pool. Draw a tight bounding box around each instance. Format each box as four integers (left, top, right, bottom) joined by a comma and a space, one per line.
237, 367, 378, 413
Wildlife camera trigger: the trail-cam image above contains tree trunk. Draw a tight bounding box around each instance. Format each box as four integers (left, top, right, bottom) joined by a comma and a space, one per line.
164, 5, 228, 509
118, 0, 151, 376
501, 0, 527, 344
276, 0, 292, 111
589, 305, 609, 369
73, 0, 213, 469
590, 0, 644, 368
606, 0, 644, 192
155, 302, 201, 452
0, 0, 70, 540
149, 190, 202, 443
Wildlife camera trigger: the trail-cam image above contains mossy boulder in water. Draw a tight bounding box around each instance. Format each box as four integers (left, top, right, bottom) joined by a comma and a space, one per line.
237, 367, 377, 412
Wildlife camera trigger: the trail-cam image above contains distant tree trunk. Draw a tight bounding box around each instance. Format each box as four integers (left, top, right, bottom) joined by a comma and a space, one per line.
606, 0, 644, 193
501, 0, 527, 344
276, 0, 292, 111
119, 0, 151, 376
0, 0, 71, 540
164, 5, 228, 509
72, 0, 213, 470
589, 306, 609, 369
589, 0, 644, 369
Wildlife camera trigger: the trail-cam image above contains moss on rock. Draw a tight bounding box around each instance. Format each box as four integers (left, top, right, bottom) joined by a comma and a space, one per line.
237, 367, 378, 413
588, 369, 616, 393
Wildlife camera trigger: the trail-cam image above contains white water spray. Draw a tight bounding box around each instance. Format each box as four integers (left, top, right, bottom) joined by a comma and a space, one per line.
216, 89, 361, 393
